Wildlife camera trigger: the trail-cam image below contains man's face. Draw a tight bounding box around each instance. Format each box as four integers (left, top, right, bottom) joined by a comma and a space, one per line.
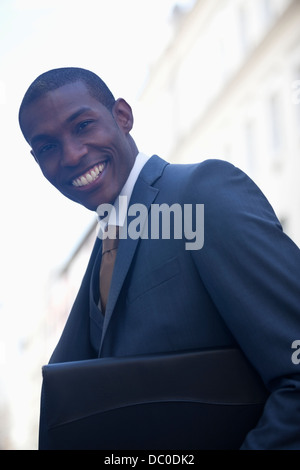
21, 81, 136, 211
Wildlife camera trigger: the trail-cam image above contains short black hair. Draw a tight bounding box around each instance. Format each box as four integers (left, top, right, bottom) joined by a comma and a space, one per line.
19, 67, 116, 134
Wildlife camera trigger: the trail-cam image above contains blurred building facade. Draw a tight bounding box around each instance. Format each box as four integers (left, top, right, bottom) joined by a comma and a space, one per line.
136, 0, 300, 246
3, 220, 99, 449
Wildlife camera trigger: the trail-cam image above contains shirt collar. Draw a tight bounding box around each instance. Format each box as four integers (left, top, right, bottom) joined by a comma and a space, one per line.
96, 152, 151, 231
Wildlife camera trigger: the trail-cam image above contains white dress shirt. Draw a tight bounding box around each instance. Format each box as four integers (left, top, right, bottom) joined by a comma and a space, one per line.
96, 152, 151, 235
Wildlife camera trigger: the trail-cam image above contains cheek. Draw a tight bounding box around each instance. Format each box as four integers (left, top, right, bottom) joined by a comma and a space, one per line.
39, 160, 60, 185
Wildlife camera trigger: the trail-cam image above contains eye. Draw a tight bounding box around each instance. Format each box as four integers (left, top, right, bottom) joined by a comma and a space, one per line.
77, 120, 93, 132
38, 143, 57, 156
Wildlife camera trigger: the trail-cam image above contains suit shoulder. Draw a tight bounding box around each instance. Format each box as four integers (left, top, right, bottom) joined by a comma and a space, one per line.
166, 158, 249, 196
167, 158, 278, 222
190, 158, 241, 178
166, 158, 240, 181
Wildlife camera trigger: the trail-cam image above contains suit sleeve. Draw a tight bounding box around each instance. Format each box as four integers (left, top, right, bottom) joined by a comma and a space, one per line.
190, 160, 300, 449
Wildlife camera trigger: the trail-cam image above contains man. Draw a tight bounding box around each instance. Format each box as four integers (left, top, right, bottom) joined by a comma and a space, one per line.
19, 67, 300, 449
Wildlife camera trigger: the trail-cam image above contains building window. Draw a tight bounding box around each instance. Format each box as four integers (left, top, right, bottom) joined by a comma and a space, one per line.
268, 92, 283, 163
261, 0, 274, 26
238, 4, 250, 55
292, 68, 300, 129
244, 119, 256, 174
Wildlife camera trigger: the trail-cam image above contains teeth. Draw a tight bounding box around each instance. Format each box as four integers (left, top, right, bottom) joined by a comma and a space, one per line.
72, 163, 105, 187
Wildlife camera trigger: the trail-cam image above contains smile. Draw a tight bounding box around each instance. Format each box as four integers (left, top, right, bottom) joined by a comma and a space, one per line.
72, 163, 105, 187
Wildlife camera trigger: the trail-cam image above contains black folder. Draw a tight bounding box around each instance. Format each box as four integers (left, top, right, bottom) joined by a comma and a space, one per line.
40, 348, 268, 450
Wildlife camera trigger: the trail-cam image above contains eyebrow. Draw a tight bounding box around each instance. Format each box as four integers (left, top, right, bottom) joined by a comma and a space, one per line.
30, 133, 52, 147
66, 107, 93, 123
30, 107, 93, 146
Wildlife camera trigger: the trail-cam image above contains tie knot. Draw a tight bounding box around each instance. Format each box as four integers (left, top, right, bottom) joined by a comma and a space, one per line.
102, 225, 119, 254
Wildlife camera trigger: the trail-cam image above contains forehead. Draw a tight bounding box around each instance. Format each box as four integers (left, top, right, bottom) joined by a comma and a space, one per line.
22, 81, 105, 142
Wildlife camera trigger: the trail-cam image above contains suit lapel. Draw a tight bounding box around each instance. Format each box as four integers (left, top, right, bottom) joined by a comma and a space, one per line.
99, 156, 168, 352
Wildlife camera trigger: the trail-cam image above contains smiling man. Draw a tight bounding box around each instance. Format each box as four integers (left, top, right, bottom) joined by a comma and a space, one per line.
19, 75, 138, 211
19, 67, 300, 450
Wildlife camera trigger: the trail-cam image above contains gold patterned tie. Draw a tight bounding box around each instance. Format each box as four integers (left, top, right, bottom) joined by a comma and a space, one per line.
99, 225, 119, 312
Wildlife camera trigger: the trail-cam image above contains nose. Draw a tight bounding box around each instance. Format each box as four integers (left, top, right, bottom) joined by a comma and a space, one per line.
61, 137, 87, 167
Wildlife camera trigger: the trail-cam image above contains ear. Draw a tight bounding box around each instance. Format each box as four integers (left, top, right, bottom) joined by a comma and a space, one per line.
30, 149, 39, 163
112, 98, 133, 134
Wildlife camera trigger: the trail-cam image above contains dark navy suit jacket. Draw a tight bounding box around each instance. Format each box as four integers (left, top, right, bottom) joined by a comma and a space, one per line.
47, 155, 300, 449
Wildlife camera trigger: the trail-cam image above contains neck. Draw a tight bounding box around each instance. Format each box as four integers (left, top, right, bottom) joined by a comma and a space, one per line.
128, 135, 139, 158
